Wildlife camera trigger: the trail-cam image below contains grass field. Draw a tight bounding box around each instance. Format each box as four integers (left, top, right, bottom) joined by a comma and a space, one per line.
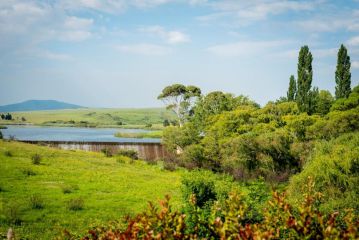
0, 108, 175, 129
114, 130, 163, 139
0, 140, 182, 239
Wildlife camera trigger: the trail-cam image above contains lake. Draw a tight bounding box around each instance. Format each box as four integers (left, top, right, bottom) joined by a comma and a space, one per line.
1, 125, 161, 143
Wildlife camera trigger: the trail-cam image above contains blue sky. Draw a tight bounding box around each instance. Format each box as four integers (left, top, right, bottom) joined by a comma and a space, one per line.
1, 0, 359, 107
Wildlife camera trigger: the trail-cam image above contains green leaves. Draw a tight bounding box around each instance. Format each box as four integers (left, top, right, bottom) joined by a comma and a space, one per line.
335, 44, 352, 99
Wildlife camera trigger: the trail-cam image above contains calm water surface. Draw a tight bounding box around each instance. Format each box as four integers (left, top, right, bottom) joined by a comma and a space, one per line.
1, 125, 160, 143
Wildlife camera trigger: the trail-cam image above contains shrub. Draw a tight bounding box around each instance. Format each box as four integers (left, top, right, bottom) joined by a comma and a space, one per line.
31, 153, 41, 165
116, 155, 128, 164
117, 149, 138, 160
0, 130, 2, 139
67, 198, 84, 211
288, 132, 359, 214
181, 170, 217, 208
78, 179, 359, 239
163, 161, 176, 171
181, 144, 205, 169
62, 184, 79, 194
4, 150, 12, 157
4, 203, 22, 225
23, 168, 36, 176
29, 194, 44, 209
101, 148, 113, 157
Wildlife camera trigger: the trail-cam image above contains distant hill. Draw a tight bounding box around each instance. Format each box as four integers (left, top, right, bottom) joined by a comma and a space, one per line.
0, 100, 84, 112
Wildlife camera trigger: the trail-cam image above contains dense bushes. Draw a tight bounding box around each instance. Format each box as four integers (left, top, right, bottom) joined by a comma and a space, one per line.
162, 85, 359, 182
288, 132, 359, 214
79, 178, 358, 239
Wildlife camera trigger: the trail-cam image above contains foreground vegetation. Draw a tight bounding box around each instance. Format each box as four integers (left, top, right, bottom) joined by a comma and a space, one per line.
0, 108, 175, 129
0, 141, 182, 239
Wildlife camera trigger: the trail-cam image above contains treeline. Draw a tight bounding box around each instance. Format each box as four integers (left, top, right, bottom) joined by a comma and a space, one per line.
1, 113, 13, 120
157, 44, 359, 215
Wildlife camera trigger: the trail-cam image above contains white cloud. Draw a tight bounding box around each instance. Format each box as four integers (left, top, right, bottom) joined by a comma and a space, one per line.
139, 25, 190, 44
347, 36, 359, 46
207, 40, 289, 57
198, 0, 317, 25
352, 61, 359, 69
38, 50, 72, 61
277, 47, 338, 59
64, 16, 93, 29
115, 43, 172, 55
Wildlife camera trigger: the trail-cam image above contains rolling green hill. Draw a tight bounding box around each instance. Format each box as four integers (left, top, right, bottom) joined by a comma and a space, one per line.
2, 108, 175, 129
0, 140, 182, 239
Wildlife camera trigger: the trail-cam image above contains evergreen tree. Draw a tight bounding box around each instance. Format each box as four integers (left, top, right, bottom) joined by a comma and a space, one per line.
335, 44, 351, 99
308, 87, 319, 115
296, 46, 313, 112
287, 75, 296, 101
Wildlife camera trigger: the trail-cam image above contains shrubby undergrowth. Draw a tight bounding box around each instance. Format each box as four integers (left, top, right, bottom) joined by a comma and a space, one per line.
77, 177, 358, 240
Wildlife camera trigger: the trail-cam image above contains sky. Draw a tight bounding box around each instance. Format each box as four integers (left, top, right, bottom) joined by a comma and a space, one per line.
1, 0, 359, 108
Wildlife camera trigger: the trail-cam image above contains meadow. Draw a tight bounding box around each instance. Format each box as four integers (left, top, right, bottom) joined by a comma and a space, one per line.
0, 140, 182, 239
1, 108, 175, 129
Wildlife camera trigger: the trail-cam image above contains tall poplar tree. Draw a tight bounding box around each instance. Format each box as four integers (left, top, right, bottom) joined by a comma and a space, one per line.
296, 46, 313, 112
335, 44, 351, 99
287, 75, 296, 101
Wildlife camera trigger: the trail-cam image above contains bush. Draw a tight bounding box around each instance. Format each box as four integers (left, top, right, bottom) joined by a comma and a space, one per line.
101, 148, 113, 157
31, 153, 41, 165
117, 149, 138, 160
78, 179, 359, 239
4, 203, 22, 225
23, 168, 36, 176
181, 144, 205, 169
29, 194, 44, 209
67, 198, 84, 211
62, 184, 79, 194
288, 132, 359, 214
181, 170, 217, 208
0, 130, 2, 139
4, 150, 12, 157
163, 161, 176, 171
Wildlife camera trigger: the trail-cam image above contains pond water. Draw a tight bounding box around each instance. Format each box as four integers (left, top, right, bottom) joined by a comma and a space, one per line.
1, 125, 161, 143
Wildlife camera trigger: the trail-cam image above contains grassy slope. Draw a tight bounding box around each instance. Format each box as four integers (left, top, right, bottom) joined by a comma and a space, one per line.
1, 108, 175, 129
0, 141, 182, 239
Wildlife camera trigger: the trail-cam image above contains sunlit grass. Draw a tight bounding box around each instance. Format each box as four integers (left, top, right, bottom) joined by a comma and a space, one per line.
1, 108, 175, 129
0, 140, 182, 239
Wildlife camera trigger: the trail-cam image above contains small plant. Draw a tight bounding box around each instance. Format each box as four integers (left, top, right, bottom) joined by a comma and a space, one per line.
31, 154, 41, 165
4, 150, 12, 157
4, 203, 22, 225
163, 161, 176, 171
23, 168, 36, 176
147, 159, 157, 165
62, 184, 79, 194
117, 155, 131, 164
67, 198, 84, 211
29, 194, 44, 209
101, 148, 113, 157
117, 149, 138, 160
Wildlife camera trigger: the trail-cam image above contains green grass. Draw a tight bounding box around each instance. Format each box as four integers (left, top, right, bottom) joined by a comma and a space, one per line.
114, 130, 163, 139
1, 108, 175, 129
0, 140, 182, 239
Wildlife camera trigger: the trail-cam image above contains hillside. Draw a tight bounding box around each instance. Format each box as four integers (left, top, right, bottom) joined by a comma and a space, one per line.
0, 100, 84, 112
7, 108, 175, 129
0, 141, 182, 239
